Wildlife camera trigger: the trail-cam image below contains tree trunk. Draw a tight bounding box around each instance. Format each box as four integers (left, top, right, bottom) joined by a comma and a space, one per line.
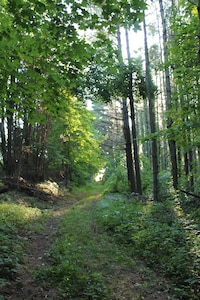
7, 74, 15, 176
0, 119, 7, 169
117, 25, 136, 193
122, 98, 136, 192
198, 0, 200, 64
159, 0, 178, 189
143, 16, 159, 201
188, 149, 194, 191
125, 29, 142, 195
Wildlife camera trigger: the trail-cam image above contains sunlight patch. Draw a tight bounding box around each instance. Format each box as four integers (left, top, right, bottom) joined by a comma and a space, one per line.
94, 168, 105, 182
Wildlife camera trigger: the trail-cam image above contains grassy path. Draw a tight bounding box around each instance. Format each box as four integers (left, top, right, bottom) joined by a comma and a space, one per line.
1, 184, 175, 299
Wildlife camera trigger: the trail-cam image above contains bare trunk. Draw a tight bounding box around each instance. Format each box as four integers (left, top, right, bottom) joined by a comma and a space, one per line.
125, 29, 142, 195
198, 0, 200, 64
122, 98, 136, 192
159, 0, 178, 189
143, 16, 159, 201
7, 74, 15, 176
117, 26, 136, 193
0, 119, 7, 169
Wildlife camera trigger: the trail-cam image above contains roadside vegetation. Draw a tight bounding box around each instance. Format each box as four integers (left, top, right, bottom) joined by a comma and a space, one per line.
0, 181, 199, 299
0, 193, 43, 290
0, 182, 195, 299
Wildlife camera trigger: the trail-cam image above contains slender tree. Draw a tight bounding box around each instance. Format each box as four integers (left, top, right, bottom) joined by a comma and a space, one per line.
122, 99, 136, 192
125, 28, 142, 195
117, 26, 136, 192
198, 0, 200, 64
158, 0, 178, 189
143, 15, 159, 201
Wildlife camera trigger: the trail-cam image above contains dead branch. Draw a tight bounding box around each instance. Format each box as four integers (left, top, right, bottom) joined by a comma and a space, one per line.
1, 177, 54, 202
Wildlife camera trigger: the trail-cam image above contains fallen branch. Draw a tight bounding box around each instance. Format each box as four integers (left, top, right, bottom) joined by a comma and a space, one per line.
1, 177, 54, 202
179, 189, 200, 200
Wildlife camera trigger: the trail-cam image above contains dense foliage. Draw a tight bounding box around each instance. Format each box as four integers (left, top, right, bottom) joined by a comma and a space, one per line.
0, 0, 200, 298
0, 0, 146, 183
95, 192, 200, 299
0, 192, 42, 289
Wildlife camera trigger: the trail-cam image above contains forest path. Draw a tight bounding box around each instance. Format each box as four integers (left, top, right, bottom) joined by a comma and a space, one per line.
1, 189, 82, 300
1, 184, 173, 300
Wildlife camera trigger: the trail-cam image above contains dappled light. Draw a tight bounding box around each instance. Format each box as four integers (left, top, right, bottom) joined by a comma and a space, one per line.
0, 0, 200, 299
94, 169, 106, 182
36, 181, 60, 196
0, 183, 200, 299
0, 202, 42, 227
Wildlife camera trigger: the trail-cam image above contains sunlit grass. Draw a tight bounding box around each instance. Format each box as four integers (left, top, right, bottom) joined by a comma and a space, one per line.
0, 197, 44, 286
0, 202, 42, 228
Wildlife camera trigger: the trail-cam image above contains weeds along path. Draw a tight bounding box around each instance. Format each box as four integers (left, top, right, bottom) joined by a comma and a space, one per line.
4, 215, 61, 299
1, 188, 84, 300
1, 184, 174, 300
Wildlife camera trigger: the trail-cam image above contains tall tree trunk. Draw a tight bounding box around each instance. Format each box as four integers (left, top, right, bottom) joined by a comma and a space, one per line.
125, 28, 142, 195
188, 149, 194, 191
122, 98, 136, 192
7, 74, 15, 176
117, 26, 136, 193
198, 0, 200, 64
0, 118, 7, 169
143, 16, 159, 201
159, 0, 178, 189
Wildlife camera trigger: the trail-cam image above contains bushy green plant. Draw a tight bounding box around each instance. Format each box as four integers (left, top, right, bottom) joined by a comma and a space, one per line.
104, 165, 129, 193
0, 200, 42, 284
0, 202, 41, 228
140, 155, 153, 194
158, 170, 174, 200
95, 194, 200, 299
0, 224, 22, 286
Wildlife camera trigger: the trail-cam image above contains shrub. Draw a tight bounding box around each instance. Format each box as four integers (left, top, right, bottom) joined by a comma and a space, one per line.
0, 224, 22, 280
0, 200, 42, 283
104, 164, 129, 193
95, 194, 200, 299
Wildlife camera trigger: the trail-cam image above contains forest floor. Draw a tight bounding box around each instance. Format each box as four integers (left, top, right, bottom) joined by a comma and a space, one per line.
1, 183, 176, 300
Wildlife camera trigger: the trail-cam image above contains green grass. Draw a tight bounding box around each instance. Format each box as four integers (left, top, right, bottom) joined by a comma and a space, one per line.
1, 184, 199, 299
35, 186, 140, 299
95, 193, 200, 299
0, 193, 44, 291
34, 186, 174, 299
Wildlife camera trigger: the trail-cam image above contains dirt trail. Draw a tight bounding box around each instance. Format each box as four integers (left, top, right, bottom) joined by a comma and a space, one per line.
2, 196, 78, 300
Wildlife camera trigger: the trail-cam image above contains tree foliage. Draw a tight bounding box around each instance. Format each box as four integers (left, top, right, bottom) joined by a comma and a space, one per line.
0, 0, 147, 181
47, 96, 102, 185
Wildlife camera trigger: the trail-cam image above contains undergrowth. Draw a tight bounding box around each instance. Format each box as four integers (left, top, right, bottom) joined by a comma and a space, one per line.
35, 195, 114, 299
95, 193, 200, 299
0, 193, 43, 295
34, 187, 141, 299
34, 187, 175, 299
1, 183, 199, 299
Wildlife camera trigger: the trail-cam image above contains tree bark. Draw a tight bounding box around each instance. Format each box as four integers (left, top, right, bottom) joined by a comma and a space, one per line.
0, 119, 7, 169
143, 16, 159, 201
7, 74, 15, 176
117, 25, 136, 193
125, 29, 142, 195
122, 98, 136, 192
159, 0, 178, 189
198, 0, 200, 64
